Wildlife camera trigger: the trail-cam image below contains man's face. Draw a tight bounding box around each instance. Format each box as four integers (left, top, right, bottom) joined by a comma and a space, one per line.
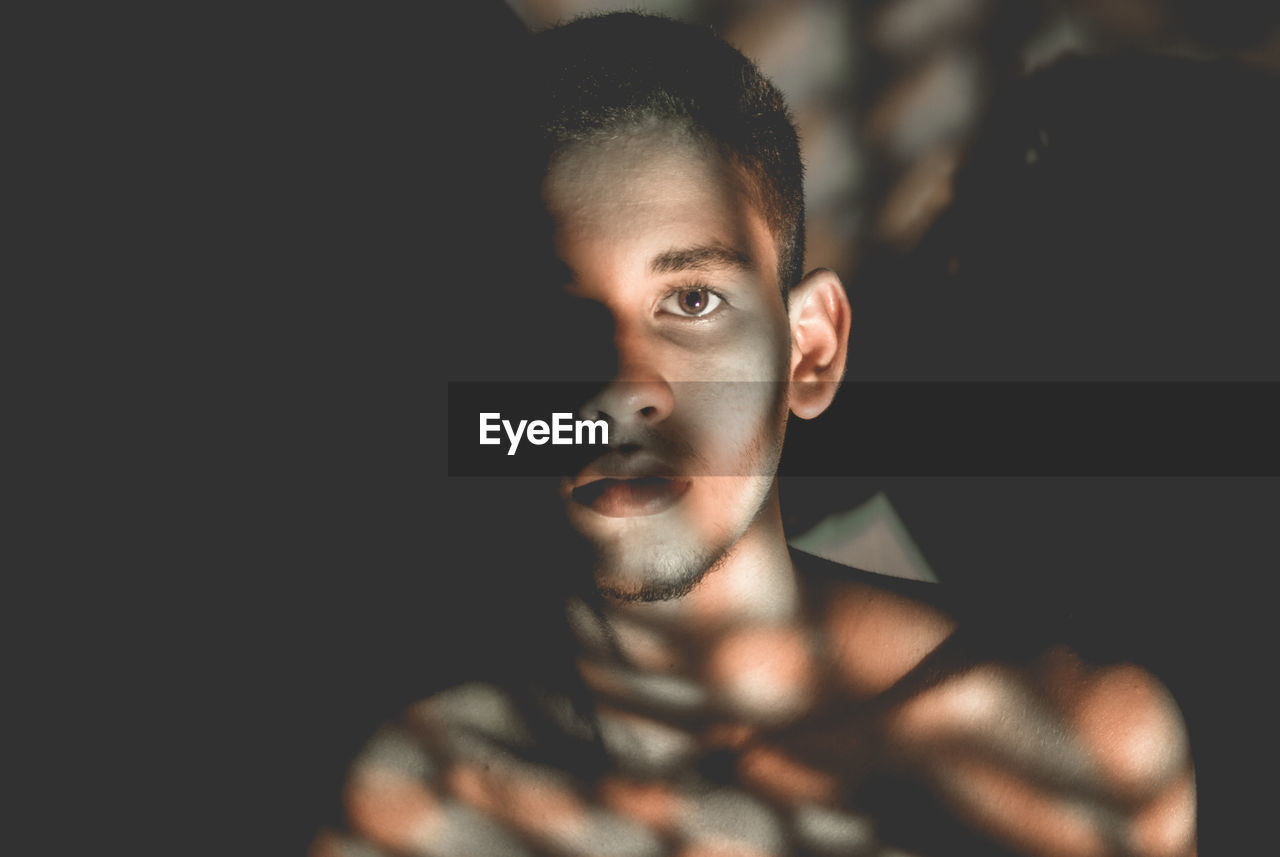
544, 125, 794, 601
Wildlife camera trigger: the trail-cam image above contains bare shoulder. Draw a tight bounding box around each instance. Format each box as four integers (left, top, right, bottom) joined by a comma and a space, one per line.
803, 554, 1195, 855
1035, 648, 1191, 801
883, 644, 1196, 857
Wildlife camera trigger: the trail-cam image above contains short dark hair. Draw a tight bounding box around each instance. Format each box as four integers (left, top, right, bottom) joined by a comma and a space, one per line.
528, 12, 806, 293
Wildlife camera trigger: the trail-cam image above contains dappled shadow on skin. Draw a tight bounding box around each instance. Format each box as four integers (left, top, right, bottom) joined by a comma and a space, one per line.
306, 18, 1228, 857
315, 551, 1196, 857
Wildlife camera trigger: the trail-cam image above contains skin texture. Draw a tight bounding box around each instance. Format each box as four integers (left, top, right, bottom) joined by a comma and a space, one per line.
316, 130, 1195, 857
545, 124, 804, 604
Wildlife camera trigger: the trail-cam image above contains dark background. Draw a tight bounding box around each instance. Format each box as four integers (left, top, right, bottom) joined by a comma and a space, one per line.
62, 2, 1277, 853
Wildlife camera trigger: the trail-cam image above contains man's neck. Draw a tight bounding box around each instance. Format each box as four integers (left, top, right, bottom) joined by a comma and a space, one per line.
566, 495, 820, 726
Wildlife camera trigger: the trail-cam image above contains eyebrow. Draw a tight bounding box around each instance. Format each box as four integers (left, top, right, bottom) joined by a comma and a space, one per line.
648, 244, 756, 276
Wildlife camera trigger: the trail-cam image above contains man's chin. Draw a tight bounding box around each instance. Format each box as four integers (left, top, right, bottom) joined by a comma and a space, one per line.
586, 537, 731, 604
562, 473, 778, 603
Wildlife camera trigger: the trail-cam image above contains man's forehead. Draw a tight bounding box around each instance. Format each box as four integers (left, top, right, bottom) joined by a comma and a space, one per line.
545, 124, 751, 211
542, 126, 775, 279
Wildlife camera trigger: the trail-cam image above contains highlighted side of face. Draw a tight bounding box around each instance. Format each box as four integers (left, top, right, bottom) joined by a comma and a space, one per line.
543, 126, 793, 602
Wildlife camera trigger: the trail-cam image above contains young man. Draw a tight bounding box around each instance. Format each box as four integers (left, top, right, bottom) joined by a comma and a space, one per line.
316, 14, 1194, 857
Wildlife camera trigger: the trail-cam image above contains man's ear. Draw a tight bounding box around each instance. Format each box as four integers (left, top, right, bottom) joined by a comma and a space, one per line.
788, 267, 851, 419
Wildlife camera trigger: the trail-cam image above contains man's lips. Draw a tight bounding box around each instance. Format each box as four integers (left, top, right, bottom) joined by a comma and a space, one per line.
570, 475, 692, 517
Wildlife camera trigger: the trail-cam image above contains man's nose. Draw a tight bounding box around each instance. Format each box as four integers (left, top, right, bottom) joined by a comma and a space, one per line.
579, 330, 675, 433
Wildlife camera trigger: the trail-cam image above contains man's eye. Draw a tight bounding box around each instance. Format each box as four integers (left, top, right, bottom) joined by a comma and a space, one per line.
661, 287, 723, 318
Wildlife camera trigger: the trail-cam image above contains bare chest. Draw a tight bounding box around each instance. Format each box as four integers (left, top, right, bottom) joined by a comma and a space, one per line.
342, 680, 1010, 857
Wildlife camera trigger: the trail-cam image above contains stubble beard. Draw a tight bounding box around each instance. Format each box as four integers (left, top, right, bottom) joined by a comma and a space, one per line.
591, 515, 734, 603
581, 385, 790, 604
587, 470, 780, 603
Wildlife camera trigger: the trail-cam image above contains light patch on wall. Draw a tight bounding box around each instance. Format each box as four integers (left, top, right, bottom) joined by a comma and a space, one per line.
790, 491, 937, 582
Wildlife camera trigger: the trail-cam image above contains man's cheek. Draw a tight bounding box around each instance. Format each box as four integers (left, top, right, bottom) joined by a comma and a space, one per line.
663, 318, 784, 380
679, 477, 774, 550
677, 478, 746, 536
691, 393, 784, 476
